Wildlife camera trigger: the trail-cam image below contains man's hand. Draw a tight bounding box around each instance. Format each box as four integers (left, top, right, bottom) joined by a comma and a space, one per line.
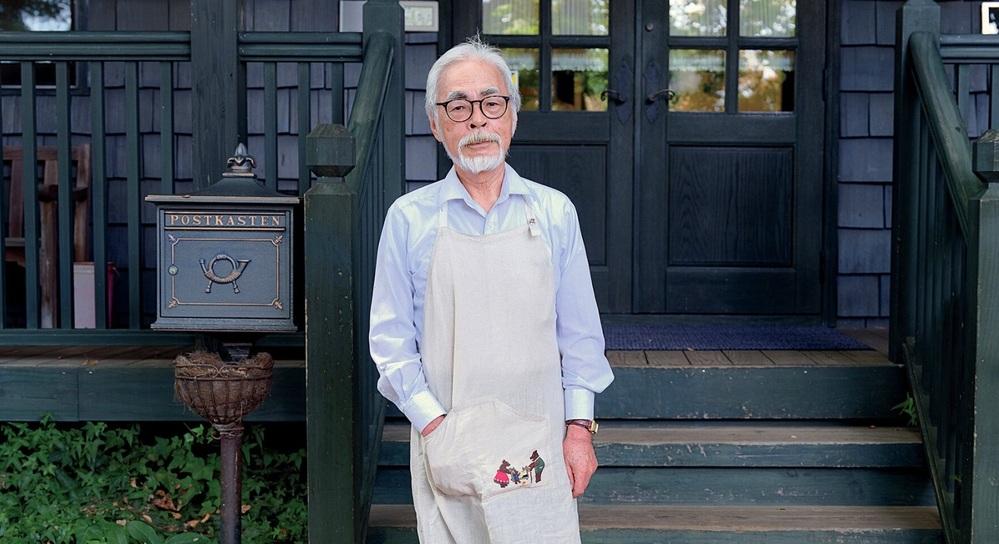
421, 414, 446, 437
563, 425, 597, 498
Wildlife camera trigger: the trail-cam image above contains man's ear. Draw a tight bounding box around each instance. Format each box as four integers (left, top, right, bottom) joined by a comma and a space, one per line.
429, 114, 444, 143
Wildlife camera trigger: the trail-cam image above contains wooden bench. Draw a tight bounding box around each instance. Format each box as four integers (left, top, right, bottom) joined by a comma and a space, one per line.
3, 145, 91, 327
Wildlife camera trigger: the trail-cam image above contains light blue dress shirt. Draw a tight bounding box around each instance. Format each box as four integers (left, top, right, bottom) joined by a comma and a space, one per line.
368, 163, 614, 431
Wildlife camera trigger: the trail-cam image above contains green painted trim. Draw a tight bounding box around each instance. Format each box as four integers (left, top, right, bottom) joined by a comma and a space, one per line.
191, 0, 242, 191
909, 32, 982, 239
160, 62, 174, 195
0, 330, 303, 347
90, 63, 108, 329
264, 63, 278, 191
344, 32, 394, 194
20, 62, 39, 328
125, 63, 141, 329
56, 61, 73, 328
0, 31, 190, 60
304, 181, 358, 543
0, 366, 304, 422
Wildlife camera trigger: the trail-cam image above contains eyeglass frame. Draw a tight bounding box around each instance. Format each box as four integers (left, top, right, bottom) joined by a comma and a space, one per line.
435, 95, 512, 122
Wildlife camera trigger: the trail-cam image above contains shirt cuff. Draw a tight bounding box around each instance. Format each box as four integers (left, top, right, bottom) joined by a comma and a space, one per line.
563, 387, 595, 420
400, 389, 447, 432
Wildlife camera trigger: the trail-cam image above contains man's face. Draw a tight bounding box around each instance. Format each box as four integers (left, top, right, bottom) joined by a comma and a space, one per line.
430, 59, 516, 175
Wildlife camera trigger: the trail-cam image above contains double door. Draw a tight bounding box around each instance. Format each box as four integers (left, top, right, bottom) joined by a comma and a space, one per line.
450, 0, 826, 315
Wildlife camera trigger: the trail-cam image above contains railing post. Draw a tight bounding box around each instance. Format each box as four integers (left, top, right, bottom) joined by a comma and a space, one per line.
363, 0, 406, 204
891, 0, 940, 361
304, 125, 358, 544
191, 0, 246, 190
962, 132, 999, 543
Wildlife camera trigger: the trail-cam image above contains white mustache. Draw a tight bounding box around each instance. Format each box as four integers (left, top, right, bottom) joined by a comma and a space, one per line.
459, 131, 501, 148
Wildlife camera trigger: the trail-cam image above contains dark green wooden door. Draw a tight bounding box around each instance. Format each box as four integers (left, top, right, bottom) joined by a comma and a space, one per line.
449, 0, 634, 313
636, 0, 826, 314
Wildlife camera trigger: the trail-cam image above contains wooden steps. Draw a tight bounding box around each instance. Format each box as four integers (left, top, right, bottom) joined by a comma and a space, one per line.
368, 343, 942, 542
369, 505, 942, 544
384, 350, 908, 420
373, 465, 935, 506
378, 421, 924, 467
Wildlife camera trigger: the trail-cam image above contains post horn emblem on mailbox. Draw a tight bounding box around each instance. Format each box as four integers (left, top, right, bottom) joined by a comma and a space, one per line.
200, 253, 251, 294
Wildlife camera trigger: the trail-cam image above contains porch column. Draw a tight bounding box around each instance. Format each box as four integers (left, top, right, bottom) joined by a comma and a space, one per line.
191, 0, 246, 190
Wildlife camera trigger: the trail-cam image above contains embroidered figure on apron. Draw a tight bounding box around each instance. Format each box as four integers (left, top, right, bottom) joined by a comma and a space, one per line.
409, 198, 582, 543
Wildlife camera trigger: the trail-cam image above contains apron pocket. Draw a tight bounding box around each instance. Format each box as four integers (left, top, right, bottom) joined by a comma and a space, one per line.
424, 398, 553, 500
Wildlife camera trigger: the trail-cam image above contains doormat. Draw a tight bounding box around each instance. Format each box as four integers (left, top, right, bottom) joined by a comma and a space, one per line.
602, 322, 871, 351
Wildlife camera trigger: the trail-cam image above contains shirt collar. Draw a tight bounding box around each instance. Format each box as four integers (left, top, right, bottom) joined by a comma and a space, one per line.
438, 163, 530, 211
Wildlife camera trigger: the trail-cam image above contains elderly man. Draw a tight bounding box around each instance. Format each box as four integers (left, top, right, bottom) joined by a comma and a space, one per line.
369, 38, 614, 543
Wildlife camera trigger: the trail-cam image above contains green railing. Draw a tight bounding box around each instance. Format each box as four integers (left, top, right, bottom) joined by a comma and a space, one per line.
891, 2, 999, 542
301, 2, 404, 543
0, 23, 370, 342
0, 32, 192, 336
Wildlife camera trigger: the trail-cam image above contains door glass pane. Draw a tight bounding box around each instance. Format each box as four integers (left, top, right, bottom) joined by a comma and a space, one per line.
502, 48, 541, 111
738, 49, 794, 112
483, 0, 540, 35
669, 49, 726, 112
553, 0, 609, 35
740, 0, 795, 37
669, 0, 727, 37
552, 48, 609, 111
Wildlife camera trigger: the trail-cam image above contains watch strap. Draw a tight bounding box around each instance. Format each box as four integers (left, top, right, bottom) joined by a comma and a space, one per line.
566, 419, 598, 434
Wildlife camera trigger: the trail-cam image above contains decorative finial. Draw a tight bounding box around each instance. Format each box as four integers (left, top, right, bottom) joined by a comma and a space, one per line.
225, 143, 256, 176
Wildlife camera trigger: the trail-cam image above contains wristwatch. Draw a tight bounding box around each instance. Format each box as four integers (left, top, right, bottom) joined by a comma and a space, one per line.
566, 419, 599, 435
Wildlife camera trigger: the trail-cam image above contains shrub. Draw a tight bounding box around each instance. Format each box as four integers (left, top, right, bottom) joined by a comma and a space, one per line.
0, 417, 306, 543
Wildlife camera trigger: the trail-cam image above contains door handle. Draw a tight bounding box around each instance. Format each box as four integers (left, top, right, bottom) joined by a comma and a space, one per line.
646, 88, 675, 103
601, 89, 627, 105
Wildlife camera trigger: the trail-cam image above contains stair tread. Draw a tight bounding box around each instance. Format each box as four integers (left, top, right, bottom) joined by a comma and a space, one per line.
381, 422, 921, 446
608, 349, 893, 368
369, 504, 941, 531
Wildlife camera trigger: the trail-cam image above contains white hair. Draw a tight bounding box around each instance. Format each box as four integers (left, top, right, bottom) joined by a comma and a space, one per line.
424, 36, 521, 125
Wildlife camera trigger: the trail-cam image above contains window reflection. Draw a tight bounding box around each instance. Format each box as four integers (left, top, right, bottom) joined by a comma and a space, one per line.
501, 48, 541, 111
669, 49, 726, 112
738, 49, 794, 112
669, 0, 727, 37
0, 0, 72, 31
740, 0, 795, 37
553, 0, 609, 36
483, 0, 540, 35
551, 48, 609, 111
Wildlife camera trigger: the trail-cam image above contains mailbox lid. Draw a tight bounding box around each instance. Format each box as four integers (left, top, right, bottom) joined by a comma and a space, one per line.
155, 206, 295, 331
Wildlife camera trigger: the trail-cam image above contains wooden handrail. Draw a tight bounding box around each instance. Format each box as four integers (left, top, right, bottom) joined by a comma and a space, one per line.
893, 3, 999, 542
908, 32, 983, 240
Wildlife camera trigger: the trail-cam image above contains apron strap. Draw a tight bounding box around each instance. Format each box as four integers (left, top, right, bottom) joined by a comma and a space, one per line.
524, 197, 540, 237
439, 202, 449, 229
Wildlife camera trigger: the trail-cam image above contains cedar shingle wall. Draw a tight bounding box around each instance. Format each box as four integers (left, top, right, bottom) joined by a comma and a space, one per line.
836, 0, 990, 326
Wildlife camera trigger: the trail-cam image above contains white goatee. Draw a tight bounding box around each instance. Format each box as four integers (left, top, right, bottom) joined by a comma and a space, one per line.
447, 130, 506, 174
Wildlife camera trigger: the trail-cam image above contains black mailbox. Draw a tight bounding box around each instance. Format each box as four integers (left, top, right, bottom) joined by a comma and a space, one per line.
146, 144, 299, 332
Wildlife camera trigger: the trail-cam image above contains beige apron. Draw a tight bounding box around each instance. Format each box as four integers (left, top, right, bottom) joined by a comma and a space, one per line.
409, 196, 581, 543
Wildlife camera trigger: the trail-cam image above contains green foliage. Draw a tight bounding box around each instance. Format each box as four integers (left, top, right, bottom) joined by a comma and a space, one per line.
0, 417, 306, 543
893, 394, 919, 427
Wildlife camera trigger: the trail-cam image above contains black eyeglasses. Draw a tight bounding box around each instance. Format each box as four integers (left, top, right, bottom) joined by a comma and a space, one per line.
435, 95, 511, 122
